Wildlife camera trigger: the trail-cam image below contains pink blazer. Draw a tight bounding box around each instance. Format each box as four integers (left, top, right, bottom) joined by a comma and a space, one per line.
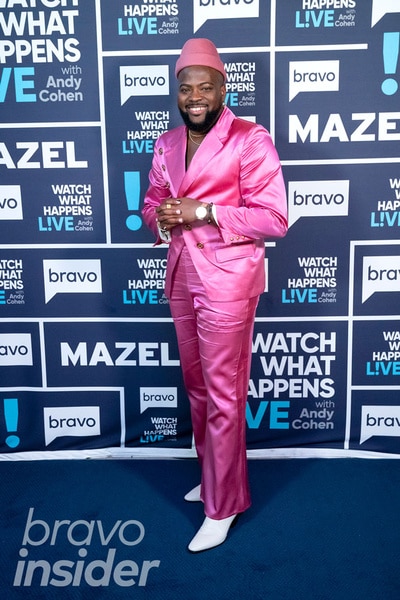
142, 107, 288, 301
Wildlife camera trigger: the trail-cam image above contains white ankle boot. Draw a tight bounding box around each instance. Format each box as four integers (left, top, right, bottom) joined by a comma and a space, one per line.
188, 514, 238, 553
184, 484, 202, 502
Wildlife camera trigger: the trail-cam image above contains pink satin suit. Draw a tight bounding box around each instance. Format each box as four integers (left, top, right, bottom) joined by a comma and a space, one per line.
142, 106, 288, 520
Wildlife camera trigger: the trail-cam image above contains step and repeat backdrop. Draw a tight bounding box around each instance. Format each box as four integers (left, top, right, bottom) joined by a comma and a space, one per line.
1, 0, 400, 458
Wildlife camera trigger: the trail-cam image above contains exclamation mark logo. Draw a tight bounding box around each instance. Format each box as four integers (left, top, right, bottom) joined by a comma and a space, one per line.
382, 32, 400, 95
4, 398, 20, 448
124, 171, 143, 231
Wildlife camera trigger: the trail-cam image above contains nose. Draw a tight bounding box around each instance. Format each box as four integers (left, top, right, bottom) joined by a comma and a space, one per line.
188, 87, 202, 101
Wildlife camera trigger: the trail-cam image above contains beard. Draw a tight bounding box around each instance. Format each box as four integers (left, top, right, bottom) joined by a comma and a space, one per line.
179, 105, 223, 133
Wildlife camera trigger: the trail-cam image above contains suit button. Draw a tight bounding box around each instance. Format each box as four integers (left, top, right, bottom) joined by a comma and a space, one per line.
158, 148, 163, 155
184, 224, 192, 230
196, 242, 204, 249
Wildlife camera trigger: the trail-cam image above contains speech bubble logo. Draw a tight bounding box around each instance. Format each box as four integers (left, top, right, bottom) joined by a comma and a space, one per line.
140, 387, 177, 413
194, 0, 259, 33
44, 406, 100, 446
0, 333, 33, 366
289, 60, 340, 102
120, 65, 169, 106
288, 180, 349, 227
360, 405, 400, 444
362, 255, 400, 303
43, 259, 102, 303
0, 185, 23, 220
371, 0, 400, 27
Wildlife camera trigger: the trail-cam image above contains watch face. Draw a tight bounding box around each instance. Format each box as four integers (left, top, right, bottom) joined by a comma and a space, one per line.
196, 206, 207, 219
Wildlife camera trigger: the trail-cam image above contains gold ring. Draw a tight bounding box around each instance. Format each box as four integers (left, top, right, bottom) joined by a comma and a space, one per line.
166, 203, 171, 209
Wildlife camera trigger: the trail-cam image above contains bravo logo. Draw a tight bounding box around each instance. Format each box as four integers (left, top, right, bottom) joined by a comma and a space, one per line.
44, 406, 100, 446
289, 60, 339, 102
0, 333, 33, 366
43, 259, 102, 303
0, 185, 23, 220
194, 0, 259, 33
360, 405, 400, 444
120, 66, 169, 106
362, 255, 400, 303
140, 387, 177, 413
371, 0, 400, 27
288, 180, 349, 227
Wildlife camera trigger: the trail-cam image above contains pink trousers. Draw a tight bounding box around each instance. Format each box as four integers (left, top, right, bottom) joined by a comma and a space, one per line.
169, 246, 258, 519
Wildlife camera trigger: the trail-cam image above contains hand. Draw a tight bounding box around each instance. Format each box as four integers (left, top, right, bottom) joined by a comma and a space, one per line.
156, 197, 204, 232
156, 199, 182, 233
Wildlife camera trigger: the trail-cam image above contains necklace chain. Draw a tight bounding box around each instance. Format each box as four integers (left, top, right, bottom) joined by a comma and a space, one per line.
188, 130, 206, 146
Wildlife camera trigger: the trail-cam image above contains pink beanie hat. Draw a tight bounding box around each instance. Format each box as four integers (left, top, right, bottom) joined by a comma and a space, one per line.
175, 38, 227, 81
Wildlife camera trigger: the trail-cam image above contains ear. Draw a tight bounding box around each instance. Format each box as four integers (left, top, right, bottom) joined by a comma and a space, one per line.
221, 84, 226, 101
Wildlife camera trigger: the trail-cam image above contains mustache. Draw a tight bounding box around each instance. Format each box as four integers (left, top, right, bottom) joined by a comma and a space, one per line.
179, 105, 223, 133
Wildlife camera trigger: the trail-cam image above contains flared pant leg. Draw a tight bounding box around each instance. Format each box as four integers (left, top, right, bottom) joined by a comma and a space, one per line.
169, 247, 258, 520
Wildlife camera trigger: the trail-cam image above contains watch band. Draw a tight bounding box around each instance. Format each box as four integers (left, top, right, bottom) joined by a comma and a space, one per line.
206, 202, 214, 224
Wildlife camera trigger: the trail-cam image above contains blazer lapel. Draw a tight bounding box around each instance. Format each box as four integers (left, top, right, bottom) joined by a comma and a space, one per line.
177, 107, 234, 197
162, 127, 187, 198
178, 135, 222, 197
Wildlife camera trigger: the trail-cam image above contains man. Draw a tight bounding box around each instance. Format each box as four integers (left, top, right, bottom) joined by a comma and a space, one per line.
142, 38, 287, 553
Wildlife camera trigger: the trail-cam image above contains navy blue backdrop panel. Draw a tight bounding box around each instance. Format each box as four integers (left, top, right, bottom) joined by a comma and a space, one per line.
1, 0, 400, 458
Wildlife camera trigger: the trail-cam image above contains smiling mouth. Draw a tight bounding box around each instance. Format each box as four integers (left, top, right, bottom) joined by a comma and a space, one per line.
186, 105, 207, 117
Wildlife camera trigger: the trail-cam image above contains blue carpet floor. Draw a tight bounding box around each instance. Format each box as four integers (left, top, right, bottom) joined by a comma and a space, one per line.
0, 458, 399, 599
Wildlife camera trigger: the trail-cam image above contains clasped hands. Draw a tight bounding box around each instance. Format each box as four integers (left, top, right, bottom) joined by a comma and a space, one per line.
156, 197, 202, 233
